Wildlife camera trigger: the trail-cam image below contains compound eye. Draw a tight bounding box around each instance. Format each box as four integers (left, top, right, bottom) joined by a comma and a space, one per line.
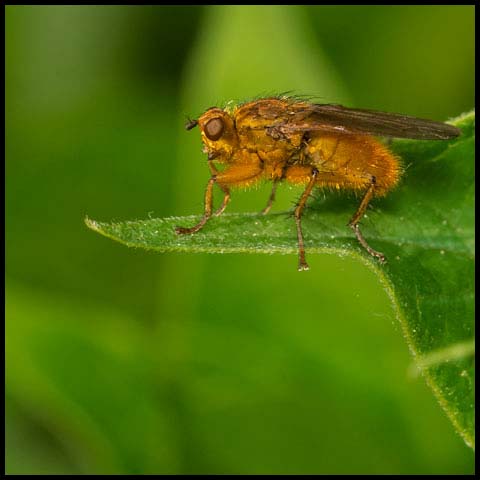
204, 117, 224, 141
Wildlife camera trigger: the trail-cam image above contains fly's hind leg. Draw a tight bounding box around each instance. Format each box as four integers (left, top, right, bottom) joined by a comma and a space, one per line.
348, 176, 386, 263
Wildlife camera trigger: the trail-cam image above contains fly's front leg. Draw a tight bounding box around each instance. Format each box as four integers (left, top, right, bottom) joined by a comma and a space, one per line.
293, 167, 319, 271
176, 156, 264, 236
208, 159, 231, 216
175, 176, 216, 235
348, 176, 386, 263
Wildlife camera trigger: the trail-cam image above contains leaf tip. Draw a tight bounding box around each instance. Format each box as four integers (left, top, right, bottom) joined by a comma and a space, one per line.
84, 216, 101, 233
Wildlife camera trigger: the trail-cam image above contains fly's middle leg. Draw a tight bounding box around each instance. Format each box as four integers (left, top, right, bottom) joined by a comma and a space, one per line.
261, 181, 279, 215
293, 168, 319, 271
348, 176, 386, 263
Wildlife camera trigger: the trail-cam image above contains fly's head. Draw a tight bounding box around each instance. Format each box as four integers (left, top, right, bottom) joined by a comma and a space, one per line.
186, 107, 238, 163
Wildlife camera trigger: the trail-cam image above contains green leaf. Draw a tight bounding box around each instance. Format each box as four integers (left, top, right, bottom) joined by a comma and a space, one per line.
86, 111, 474, 449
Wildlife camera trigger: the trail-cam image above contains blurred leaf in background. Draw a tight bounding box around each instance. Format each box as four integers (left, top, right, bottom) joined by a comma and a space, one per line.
6, 5, 475, 474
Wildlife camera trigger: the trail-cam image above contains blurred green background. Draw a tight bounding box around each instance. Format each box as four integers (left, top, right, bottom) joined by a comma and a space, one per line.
6, 5, 474, 474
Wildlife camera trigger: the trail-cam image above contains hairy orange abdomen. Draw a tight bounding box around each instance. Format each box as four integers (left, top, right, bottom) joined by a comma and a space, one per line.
303, 134, 401, 195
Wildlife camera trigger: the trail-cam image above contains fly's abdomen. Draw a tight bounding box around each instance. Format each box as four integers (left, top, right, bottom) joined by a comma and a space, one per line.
305, 134, 401, 195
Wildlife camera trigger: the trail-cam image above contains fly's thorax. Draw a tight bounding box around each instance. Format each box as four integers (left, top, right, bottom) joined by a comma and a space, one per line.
236, 127, 301, 161
234, 98, 304, 154
234, 98, 289, 125
198, 107, 239, 163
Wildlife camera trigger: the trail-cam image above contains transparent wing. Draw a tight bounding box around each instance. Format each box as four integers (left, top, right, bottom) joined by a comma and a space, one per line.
279, 104, 461, 140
